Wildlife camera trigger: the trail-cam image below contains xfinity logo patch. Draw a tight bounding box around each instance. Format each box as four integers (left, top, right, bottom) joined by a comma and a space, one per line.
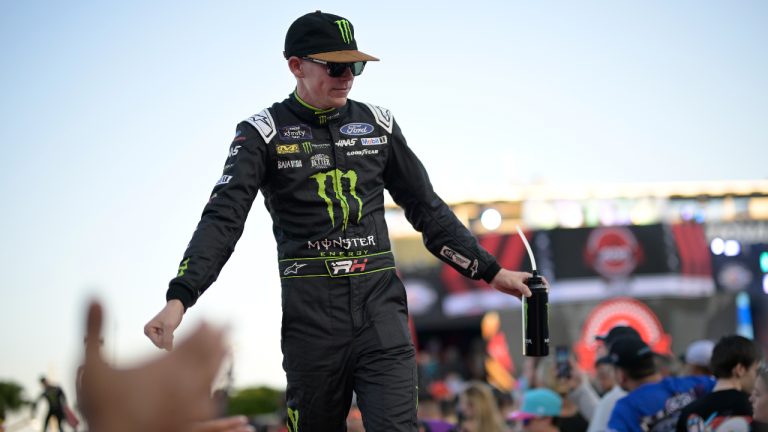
340, 123, 374, 136
279, 124, 313, 141
361, 136, 388, 146
215, 175, 233, 186
277, 160, 303, 169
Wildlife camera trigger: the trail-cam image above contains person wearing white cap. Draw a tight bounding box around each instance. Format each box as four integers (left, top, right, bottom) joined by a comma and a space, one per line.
682, 339, 715, 377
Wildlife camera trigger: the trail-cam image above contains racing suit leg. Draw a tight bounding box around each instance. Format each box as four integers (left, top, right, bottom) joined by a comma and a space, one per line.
353, 273, 418, 432
282, 278, 356, 432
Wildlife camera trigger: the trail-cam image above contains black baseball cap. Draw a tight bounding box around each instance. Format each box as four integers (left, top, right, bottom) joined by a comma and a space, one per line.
595, 326, 642, 348
608, 337, 656, 372
283, 11, 379, 62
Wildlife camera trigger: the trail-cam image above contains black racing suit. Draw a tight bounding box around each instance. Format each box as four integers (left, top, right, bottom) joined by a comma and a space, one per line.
39, 385, 67, 432
166, 92, 502, 432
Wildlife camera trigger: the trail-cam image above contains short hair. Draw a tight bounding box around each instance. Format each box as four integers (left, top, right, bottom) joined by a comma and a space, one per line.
710, 335, 761, 379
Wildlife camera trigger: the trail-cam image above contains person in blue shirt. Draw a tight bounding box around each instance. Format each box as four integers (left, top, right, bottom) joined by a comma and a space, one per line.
606, 338, 715, 432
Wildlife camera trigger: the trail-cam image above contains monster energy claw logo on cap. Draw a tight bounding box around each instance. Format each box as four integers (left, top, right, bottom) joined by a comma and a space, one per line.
283, 11, 380, 62
310, 169, 363, 230
335, 19, 353, 43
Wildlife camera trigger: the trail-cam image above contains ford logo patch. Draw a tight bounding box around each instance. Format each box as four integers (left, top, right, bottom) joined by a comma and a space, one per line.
340, 123, 374, 136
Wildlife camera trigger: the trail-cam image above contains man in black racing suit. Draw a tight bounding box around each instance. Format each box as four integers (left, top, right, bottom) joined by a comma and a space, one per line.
144, 10, 534, 432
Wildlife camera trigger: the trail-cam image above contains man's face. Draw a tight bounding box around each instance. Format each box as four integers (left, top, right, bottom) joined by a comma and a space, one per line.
740, 362, 759, 394
614, 368, 630, 392
595, 363, 616, 393
751, 376, 768, 422
523, 416, 551, 432
294, 58, 354, 109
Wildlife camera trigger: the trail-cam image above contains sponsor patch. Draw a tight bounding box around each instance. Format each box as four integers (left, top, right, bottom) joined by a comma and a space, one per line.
440, 246, 471, 270
335, 138, 357, 147
215, 175, 233, 186
276, 144, 300, 154
244, 108, 276, 142
308, 236, 376, 251
232, 130, 246, 142
340, 123, 374, 136
283, 262, 307, 275
278, 160, 303, 169
346, 149, 378, 156
279, 124, 313, 141
229, 145, 241, 157
361, 136, 388, 146
363, 104, 394, 134
329, 258, 368, 275
311, 153, 331, 169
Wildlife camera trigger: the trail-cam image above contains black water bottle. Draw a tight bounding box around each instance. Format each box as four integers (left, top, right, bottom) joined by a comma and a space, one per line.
523, 270, 549, 356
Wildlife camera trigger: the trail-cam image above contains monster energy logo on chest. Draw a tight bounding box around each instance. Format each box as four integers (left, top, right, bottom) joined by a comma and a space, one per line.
310, 169, 363, 230
335, 19, 353, 44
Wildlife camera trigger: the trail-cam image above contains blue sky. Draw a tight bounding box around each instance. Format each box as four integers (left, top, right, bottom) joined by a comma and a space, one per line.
1, 0, 766, 405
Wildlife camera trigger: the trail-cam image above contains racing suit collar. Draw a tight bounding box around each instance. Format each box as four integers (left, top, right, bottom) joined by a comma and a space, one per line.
288, 90, 348, 126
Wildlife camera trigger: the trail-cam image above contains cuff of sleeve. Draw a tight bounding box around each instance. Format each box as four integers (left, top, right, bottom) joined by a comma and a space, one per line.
481, 261, 502, 283
166, 283, 195, 311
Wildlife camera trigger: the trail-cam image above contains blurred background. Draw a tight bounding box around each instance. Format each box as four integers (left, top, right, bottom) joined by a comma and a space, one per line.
1, 0, 766, 430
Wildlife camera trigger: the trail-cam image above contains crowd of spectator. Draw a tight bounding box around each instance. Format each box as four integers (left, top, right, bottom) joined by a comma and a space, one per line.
22, 303, 768, 432
404, 327, 768, 432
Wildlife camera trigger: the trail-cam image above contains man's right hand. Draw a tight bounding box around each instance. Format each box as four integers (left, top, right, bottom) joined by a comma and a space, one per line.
144, 300, 185, 350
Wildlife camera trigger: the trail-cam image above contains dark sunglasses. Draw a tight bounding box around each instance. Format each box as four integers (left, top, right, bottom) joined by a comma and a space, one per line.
303, 57, 366, 77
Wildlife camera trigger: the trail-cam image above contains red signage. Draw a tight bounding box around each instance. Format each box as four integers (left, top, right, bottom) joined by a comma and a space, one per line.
573, 297, 672, 372
584, 227, 645, 279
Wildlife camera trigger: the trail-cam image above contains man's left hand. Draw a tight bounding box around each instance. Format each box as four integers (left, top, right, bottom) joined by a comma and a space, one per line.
489, 269, 535, 299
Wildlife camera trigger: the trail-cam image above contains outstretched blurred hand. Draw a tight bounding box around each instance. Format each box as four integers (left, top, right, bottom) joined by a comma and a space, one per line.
189, 416, 255, 432
82, 300, 251, 432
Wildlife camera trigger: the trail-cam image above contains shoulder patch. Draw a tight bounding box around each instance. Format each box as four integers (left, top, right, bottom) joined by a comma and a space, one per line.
363, 103, 394, 134
244, 108, 277, 143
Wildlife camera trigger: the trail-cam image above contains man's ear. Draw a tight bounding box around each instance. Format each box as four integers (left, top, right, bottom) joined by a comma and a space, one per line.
288, 57, 303, 78
734, 363, 746, 378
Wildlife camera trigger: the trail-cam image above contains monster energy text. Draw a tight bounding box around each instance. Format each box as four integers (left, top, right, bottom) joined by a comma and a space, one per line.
307, 235, 376, 251
335, 19, 353, 43
310, 169, 363, 229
